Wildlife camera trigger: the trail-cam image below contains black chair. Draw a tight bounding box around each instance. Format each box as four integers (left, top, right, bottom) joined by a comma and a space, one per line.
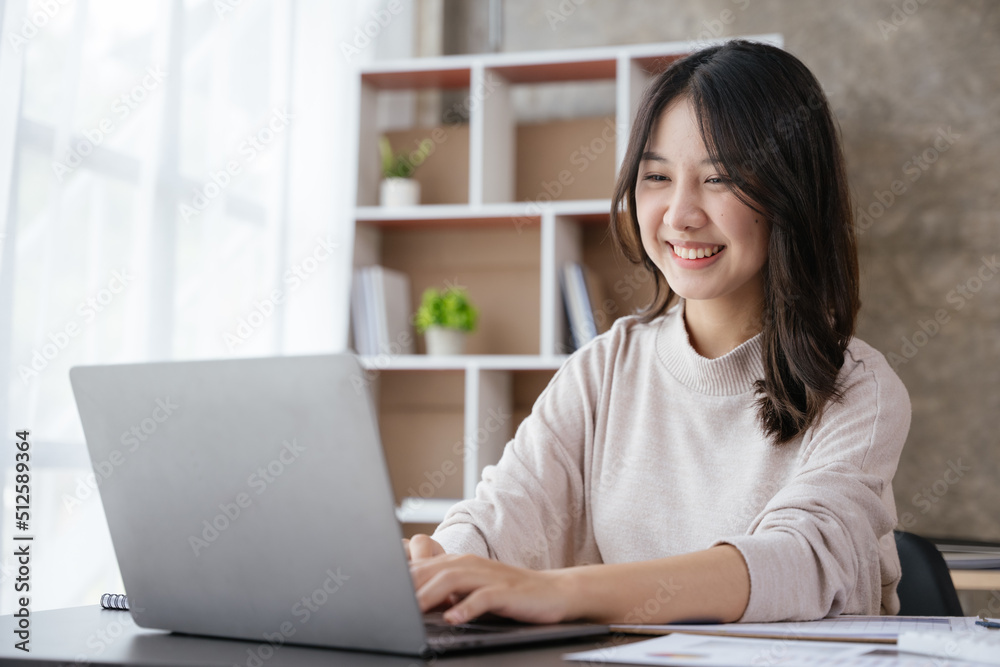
893, 530, 964, 616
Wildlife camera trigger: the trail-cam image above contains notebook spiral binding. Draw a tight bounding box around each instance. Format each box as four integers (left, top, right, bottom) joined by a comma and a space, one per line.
100, 593, 129, 611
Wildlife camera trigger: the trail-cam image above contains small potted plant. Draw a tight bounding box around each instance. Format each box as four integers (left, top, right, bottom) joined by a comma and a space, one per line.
379, 136, 433, 207
414, 286, 479, 355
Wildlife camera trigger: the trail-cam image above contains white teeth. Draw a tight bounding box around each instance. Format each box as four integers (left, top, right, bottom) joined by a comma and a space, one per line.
672, 245, 722, 260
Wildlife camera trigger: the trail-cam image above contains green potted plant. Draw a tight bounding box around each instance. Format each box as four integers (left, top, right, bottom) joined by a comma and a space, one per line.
379, 136, 433, 207
414, 286, 479, 355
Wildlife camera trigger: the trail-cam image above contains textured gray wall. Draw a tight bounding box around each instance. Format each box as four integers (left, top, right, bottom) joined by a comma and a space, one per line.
450, 0, 1000, 542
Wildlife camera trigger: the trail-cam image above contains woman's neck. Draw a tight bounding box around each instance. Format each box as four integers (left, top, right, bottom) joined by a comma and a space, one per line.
683, 295, 764, 360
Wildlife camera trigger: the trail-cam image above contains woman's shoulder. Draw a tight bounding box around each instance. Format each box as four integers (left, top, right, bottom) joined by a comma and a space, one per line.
835, 336, 912, 420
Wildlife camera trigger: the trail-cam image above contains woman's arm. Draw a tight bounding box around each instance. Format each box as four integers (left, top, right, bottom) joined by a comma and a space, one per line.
408, 544, 750, 625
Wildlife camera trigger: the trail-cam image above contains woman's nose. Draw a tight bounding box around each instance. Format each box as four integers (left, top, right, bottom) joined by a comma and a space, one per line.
663, 185, 708, 231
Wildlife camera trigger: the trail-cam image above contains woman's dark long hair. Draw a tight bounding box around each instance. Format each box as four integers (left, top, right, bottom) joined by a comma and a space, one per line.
611, 39, 860, 444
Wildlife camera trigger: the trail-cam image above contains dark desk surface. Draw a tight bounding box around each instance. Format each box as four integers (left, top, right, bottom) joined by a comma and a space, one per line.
0, 606, 642, 666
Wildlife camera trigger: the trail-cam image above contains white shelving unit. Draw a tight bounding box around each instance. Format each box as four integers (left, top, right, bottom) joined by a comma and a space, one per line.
349, 34, 783, 527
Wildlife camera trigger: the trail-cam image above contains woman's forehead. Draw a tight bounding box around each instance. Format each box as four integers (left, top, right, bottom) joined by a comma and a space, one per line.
644, 100, 710, 159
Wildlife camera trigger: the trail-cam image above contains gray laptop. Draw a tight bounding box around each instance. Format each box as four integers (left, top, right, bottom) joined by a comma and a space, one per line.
69, 353, 607, 656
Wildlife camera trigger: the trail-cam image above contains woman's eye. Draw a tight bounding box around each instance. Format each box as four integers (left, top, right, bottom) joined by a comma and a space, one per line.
644, 174, 668, 182
707, 176, 730, 184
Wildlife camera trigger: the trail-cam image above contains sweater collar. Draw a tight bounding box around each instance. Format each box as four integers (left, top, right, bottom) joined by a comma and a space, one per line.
656, 300, 765, 396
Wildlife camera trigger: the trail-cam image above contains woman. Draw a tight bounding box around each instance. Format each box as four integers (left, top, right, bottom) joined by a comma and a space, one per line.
404, 39, 911, 626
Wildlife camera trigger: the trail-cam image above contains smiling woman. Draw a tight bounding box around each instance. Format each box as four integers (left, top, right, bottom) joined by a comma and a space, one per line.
405, 39, 911, 627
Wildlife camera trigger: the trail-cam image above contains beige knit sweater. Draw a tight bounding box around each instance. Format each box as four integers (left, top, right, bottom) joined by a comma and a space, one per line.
433, 302, 911, 622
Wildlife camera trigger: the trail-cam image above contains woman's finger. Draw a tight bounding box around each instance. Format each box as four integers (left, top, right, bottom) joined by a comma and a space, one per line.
408, 553, 451, 589
401, 538, 411, 561
443, 585, 499, 624
409, 533, 444, 560
414, 558, 490, 612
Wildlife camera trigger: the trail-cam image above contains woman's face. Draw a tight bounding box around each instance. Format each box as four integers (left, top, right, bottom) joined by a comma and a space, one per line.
635, 97, 770, 308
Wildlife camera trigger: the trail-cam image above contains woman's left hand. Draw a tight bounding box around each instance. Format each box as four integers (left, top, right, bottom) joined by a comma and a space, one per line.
409, 553, 578, 625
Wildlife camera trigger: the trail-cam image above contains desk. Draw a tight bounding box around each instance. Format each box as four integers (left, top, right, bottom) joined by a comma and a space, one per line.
0, 606, 639, 666
951, 569, 1000, 591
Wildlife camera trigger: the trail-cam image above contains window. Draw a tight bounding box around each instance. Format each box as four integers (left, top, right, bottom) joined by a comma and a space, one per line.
0, 0, 388, 612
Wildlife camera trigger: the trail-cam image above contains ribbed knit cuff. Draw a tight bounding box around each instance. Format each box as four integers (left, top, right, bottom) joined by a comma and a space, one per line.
431, 522, 491, 559
711, 532, 810, 623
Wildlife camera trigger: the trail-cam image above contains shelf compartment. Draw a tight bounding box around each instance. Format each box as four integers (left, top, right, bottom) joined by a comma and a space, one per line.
354, 222, 542, 356
474, 71, 619, 206
516, 115, 617, 203
375, 370, 466, 508
581, 220, 657, 323
543, 210, 656, 355
380, 124, 469, 206
356, 75, 473, 207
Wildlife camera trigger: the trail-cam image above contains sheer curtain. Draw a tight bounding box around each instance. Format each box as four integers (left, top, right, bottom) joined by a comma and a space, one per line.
0, 0, 393, 612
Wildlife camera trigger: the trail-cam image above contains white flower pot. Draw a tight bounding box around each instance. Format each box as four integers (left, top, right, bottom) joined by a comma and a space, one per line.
379, 178, 420, 207
424, 326, 467, 355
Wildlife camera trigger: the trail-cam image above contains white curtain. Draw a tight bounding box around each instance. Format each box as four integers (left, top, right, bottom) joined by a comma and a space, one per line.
0, 0, 395, 612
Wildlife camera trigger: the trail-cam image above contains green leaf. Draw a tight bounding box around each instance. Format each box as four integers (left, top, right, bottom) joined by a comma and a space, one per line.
413, 286, 478, 334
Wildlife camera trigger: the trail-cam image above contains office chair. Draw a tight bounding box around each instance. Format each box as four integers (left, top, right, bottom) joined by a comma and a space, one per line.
893, 530, 964, 616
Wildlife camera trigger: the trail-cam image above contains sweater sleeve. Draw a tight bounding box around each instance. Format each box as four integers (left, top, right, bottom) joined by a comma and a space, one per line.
713, 344, 911, 622
431, 329, 612, 570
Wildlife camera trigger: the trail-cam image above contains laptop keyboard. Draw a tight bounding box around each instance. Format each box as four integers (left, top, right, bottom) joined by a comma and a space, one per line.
424, 613, 524, 636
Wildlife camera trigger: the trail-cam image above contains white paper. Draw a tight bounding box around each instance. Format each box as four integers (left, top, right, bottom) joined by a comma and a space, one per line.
564, 632, 987, 667
898, 628, 1000, 666
611, 615, 979, 642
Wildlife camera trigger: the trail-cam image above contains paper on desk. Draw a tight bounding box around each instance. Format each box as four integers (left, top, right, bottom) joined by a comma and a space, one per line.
563, 632, 986, 666
610, 615, 980, 643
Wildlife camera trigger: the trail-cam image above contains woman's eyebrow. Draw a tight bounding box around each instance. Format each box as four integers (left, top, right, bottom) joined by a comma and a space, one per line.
640, 151, 714, 166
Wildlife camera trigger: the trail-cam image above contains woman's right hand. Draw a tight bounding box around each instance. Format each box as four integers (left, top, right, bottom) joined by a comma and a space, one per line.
402, 533, 446, 561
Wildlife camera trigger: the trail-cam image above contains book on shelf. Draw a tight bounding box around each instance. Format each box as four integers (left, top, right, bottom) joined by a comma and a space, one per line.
930, 538, 1000, 570
560, 262, 609, 352
351, 265, 414, 356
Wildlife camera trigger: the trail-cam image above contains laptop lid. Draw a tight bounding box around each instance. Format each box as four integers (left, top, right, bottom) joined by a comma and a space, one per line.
70, 353, 431, 655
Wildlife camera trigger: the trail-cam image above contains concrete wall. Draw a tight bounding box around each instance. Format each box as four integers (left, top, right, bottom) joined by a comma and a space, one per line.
444, 0, 1000, 545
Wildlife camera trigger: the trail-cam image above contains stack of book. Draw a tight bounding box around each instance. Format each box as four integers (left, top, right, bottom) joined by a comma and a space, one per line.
933, 538, 1000, 570
560, 262, 609, 352
351, 265, 414, 356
